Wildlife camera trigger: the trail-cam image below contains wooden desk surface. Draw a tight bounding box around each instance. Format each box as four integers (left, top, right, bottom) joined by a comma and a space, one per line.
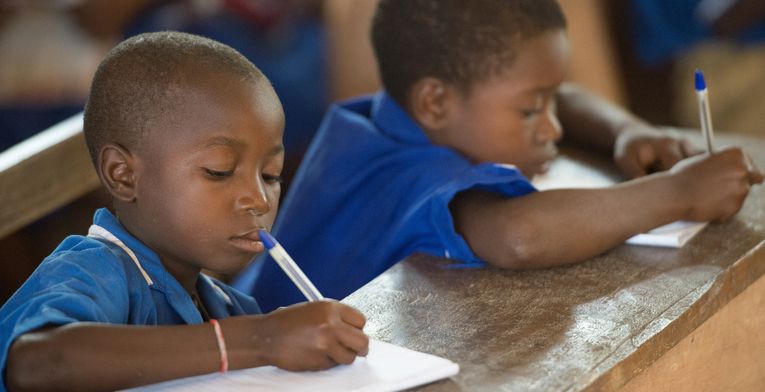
343, 132, 765, 391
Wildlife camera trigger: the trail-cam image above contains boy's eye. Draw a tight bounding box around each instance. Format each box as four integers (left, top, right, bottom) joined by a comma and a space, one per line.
521, 108, 543, 118
263, 174, 283, 185
203, 168, 234, 179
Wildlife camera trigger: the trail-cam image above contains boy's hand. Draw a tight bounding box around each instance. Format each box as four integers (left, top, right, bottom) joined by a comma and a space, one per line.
259, 301, 369, 371
669, 147, 763, 222
614, 123, 700, 179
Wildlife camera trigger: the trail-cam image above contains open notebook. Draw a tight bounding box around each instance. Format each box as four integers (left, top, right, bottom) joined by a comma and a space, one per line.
123, 339, 459, 392
532, 156, 707, 248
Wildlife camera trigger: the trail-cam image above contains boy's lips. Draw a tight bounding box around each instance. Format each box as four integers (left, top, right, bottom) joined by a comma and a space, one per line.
229, 229, 265, 253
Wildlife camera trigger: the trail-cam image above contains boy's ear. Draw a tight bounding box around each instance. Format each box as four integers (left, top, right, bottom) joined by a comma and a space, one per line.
98, 143, 138, 202
409, 77, 454, 131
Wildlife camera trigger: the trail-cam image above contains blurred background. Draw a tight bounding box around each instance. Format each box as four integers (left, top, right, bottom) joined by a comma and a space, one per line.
1, 0, 764, 302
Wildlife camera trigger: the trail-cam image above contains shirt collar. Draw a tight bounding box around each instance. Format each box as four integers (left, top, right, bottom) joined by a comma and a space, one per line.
371, 91, 433, 145
92, 208, 176, 294
92, 208, 237, 324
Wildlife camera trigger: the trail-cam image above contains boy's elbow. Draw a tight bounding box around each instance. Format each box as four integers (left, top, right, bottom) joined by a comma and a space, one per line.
481, 229, 547, 270
6, 334, 61, 392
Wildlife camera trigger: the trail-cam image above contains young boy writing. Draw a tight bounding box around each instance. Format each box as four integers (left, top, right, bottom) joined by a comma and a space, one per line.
0, 32, 369, 392
238, 0, 764, 312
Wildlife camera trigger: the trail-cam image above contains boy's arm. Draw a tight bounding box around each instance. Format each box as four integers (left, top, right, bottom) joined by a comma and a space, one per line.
557, 83, 698, 178
6, 302, 368, 392
451, 148, 761, 269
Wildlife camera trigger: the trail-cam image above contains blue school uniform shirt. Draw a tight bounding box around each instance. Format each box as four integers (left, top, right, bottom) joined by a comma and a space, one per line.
0, 208, 260, 391
631, 0, 765, 65
235, 92, 536, 312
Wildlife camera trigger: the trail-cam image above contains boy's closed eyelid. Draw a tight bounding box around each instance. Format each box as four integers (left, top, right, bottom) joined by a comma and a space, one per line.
202, 167, 235, 179
263, 174, 283, 184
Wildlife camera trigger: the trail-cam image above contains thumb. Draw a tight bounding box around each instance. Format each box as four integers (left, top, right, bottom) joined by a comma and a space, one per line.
749, 169, 764, 185
745, 155, 764, 185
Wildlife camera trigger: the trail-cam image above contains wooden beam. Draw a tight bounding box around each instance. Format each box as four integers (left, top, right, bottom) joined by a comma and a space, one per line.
0, 113, 100, 238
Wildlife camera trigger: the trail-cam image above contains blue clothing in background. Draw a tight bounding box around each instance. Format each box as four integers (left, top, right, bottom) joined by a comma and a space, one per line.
125, 6, 327, 156
0, 209, 260, 392
234, 92, 536, 312
631, 0, 765, 65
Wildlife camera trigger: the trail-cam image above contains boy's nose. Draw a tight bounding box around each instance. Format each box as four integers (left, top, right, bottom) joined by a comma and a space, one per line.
538, 110, 563, 143
235, 183, 270, 216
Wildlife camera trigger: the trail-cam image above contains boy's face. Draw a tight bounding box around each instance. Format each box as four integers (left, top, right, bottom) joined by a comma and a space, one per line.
437, 30, 570, 178
125, 75, 285, 276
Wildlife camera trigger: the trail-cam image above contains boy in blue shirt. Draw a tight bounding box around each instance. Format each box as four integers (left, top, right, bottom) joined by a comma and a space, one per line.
238, 0, 763, 312
0, 32, 369, 392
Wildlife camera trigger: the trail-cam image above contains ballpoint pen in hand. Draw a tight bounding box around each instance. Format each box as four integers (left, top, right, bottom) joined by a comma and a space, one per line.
259, 229, 325, 302
695, 69, 715, 154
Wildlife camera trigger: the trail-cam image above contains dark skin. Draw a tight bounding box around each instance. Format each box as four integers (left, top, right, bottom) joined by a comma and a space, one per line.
6, 73, 369, 392
414, 30, 763, 269
707, 0, 765, 37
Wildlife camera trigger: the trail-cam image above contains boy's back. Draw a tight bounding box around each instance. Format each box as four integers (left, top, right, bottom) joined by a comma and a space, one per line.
238, 93, 536, 309
237, 0, 762, 310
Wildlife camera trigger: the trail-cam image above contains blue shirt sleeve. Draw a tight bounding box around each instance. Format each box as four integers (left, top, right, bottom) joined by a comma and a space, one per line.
423, 163, 536, 265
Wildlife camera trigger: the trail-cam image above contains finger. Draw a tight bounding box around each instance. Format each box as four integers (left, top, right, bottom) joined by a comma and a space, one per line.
749, 170, 764, 184
637, 143, 657, 168
337, 324, 370, 357
618, 158, 646, 179
338, 305, 367, 329
744, 154, 764, 184
657, 142, 684, 170
327, 341, 360, 365
312, 356, 338, 371
620, 144, 655, 178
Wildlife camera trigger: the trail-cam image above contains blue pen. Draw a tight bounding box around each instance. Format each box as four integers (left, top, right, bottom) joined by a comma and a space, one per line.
695, 69, 715, 154
259, 230, 324, 302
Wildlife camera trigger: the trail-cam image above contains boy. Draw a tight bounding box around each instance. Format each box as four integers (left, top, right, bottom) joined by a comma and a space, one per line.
0, 32, 368, 392
237, 0, 763, 312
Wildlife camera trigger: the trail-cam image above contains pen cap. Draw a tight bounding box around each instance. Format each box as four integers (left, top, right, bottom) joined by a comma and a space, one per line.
259, 229, 276, 250
695, 69, 706, 91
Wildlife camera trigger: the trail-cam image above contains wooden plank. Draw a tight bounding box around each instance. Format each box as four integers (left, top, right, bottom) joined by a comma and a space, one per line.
0, 113, 100, 238
621, 270, 765, 392
343, 133, 765, 391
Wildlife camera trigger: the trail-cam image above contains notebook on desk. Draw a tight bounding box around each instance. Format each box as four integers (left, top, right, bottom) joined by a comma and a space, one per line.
123, 339, 459, 392
532, 157, 707, 248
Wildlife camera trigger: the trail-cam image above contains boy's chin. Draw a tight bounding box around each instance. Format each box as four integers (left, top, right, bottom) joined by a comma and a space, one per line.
523, 161, 552, 178
537, 160, 553, 174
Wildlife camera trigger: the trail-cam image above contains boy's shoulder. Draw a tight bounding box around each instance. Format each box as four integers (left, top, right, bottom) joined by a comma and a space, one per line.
29, 234, 136, 291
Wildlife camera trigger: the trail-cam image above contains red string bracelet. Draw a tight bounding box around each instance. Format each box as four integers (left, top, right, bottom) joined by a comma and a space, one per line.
210, 319, 229, 373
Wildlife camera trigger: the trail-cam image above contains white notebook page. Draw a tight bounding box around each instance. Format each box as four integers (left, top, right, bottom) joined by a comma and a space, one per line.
123, 339, 459, 392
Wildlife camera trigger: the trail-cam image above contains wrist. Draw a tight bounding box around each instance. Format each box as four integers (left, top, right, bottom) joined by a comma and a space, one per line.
658, 171, 694, 221
219, 316, 273, 370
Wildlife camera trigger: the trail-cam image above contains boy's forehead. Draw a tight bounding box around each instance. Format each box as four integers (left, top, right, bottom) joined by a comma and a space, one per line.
142, 77, 284, 153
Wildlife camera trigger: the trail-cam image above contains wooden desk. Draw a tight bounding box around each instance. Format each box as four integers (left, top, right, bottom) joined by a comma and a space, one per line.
344, 132, 765, 391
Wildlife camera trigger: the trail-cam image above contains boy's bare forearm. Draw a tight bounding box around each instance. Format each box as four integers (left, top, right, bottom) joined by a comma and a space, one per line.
6, 301, 370, 392
6, 318, 268, 392
451, 173, 683, 269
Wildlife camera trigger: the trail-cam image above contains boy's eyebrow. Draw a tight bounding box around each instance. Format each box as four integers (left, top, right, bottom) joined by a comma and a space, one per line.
524, 84, 560, 95
203, 136, 244, 149
270, 144, 285, 156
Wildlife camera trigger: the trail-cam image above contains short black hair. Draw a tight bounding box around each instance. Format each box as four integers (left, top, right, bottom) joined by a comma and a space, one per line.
371, 0, 567, 108
83, 31, 265, 168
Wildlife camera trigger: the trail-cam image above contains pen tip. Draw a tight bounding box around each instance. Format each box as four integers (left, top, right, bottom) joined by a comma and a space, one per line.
695, 69, 706, 91
258, 229, 276, 249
